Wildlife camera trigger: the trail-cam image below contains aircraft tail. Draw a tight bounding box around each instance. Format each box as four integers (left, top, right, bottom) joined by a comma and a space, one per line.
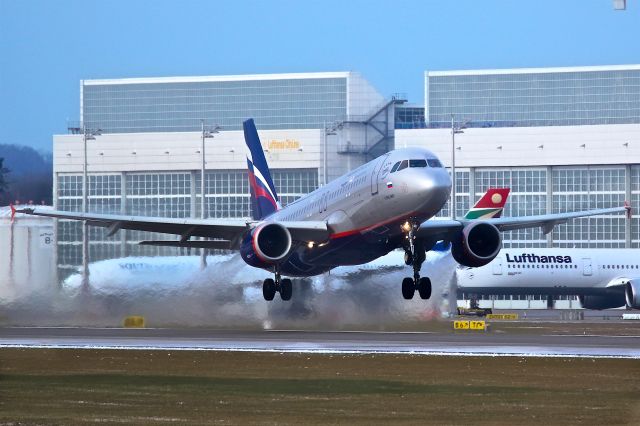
431, 188, 511, 252
433, 188, 511, 252
243, 119, 280, 220
464, 188, 510, 219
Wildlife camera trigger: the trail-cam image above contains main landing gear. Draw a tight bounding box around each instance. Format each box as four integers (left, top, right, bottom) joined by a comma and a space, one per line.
401, 220, 432, 300
262, 268, 292, 301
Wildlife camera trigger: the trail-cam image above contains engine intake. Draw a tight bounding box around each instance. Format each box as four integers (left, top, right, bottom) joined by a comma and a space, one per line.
251, 222, 292, 263
451, 222, 502, 268
625, 280, 640, 309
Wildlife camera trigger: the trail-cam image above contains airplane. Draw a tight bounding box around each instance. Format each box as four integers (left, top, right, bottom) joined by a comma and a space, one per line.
56, 189, 511, 293
17, 118, 631, 302
456, 248, 640, 310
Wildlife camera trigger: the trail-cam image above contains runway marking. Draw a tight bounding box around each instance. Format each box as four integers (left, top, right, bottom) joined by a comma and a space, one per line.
1, 343, 638, 359
265, 330, 439, 335
542, 334, 640, 339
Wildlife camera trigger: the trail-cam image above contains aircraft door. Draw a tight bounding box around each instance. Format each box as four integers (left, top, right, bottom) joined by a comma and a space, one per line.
319, 193, 327, 214
370, 154, 391, 196
582, 258, 592, 276
492, 257, 503, 275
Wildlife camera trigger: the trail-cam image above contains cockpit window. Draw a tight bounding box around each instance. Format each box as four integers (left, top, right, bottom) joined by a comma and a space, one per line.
396, 160, 408, 171
409, 159, 427, 168
390, 161, 401, 173
427, 158, 442, 168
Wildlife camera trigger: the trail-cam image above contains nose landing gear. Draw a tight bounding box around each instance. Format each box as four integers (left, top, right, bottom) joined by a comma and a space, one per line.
401, 220, 432, 300
262, 268, 293, 301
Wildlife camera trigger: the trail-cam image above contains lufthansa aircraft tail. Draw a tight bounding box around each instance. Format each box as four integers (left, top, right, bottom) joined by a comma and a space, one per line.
243, 119, 280, 220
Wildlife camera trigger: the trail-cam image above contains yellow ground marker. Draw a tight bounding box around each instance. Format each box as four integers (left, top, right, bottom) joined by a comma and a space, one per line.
123, 316, 145, 328
454, 320, 486, 331
486, 313, 519, 320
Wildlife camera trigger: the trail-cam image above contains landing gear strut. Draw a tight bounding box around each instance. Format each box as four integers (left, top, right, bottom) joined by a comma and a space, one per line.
263, 268, 292, 301
401, 220, 432, 300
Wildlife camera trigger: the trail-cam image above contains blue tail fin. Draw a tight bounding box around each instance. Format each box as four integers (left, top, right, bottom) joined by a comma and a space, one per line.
243, 119, 280, 220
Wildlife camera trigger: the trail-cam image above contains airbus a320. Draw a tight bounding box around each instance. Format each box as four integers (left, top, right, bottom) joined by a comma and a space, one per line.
18, 119, 630, 302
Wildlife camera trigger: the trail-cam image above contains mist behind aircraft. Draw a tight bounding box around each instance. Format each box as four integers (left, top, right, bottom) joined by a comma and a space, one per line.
0, 251, 456, 328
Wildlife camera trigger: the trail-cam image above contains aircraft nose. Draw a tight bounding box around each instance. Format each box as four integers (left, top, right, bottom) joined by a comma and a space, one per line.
416, 169, 451, 203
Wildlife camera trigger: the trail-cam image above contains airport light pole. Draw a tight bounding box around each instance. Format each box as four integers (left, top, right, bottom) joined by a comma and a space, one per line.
323, 121, 327, 185
451, 115, 465, 219
82, 127, 101, 290
323, 121, 338, 185
200, 120, 220, 270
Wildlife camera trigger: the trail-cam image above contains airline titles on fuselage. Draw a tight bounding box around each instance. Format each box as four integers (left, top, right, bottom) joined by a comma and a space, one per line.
505, 253, 573, 264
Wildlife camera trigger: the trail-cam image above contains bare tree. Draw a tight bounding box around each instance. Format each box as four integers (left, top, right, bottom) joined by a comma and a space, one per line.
0, 157, 9, 196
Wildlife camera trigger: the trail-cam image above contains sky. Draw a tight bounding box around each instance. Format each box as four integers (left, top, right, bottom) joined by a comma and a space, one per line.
0, 0, 639, 152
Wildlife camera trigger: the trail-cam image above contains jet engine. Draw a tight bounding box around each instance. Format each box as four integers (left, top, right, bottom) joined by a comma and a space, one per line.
451, 222, 502, 268
240, 223, 292, 268
625, 280, 640, 309
579, 294, 626, 310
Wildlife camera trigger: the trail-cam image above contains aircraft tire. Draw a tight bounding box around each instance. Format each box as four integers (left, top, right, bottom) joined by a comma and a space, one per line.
417, 277, 432, 300
280, 278, 293, 301
402, 277, 415, 300
263, 278, 276, 301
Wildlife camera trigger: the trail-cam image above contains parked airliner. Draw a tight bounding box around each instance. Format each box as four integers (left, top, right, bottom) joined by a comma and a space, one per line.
18, 119, 630, 302
457, 248, 640, 310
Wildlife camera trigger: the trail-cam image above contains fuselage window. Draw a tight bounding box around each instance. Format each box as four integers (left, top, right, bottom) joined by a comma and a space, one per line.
409, 159, 428, 168
397, 160, 408, 171
390, 161, 401, 173
427, 158, 443, 168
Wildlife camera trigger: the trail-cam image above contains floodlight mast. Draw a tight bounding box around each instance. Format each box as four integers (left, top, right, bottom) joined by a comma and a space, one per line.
81, 127, 101, 290
200, 120, 220, 270
450, 115, 465, 219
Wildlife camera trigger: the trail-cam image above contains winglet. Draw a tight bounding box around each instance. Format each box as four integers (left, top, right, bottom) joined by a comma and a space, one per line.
625, 200, 632, 220
464, 188, 511, 219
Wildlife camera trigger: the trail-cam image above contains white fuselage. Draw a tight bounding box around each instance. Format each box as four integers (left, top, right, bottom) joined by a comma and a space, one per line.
457, 248, 640, 296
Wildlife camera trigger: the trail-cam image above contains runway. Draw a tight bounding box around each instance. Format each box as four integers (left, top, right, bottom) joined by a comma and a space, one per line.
1, 327, 639, 358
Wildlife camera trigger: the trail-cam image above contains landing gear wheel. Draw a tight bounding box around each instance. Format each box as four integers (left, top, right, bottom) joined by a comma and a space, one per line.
263, 278, 276, 301
402, 218, 430, 301
402, 277, 415, 300
404, 251, 413, 266
417, 277, 432, 300
280, 278, 293, 301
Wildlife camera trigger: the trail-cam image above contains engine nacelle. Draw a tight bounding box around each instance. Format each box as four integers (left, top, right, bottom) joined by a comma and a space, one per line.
579, 294, 626, 310
451, 222, 502, 268
240, 223, 292, 268
625, 280, 640, 309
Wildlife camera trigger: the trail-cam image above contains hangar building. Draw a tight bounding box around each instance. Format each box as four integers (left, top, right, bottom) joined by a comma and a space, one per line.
53, 72, 398, 280
52, 65, 640, 292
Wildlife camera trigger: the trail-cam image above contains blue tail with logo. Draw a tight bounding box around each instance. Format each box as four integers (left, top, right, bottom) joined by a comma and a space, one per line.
243, 119, 280, 220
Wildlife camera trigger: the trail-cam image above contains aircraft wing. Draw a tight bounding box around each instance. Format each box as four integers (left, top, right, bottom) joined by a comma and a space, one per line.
484, 206, 629, 234
16, 208, 330, 249
417, 205, 630, 239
